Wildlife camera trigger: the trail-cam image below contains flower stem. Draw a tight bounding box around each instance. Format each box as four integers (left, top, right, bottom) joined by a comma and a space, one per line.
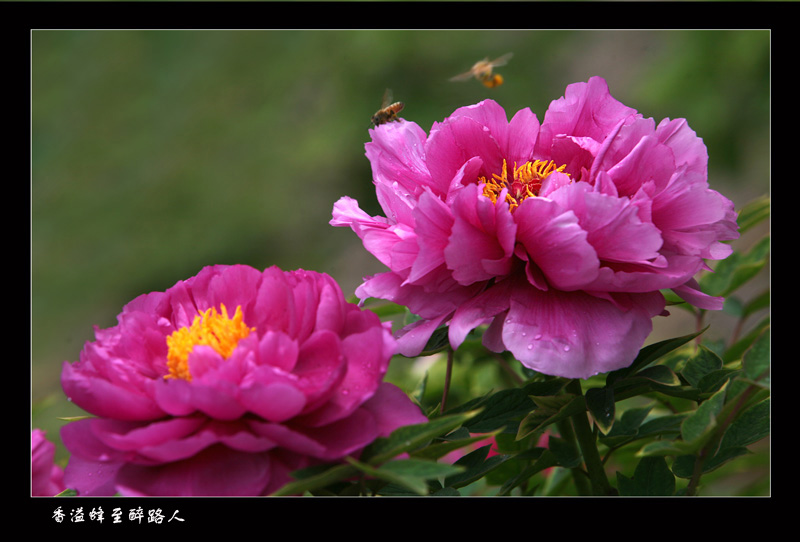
566, 379, 616, 496
441, 347, 454, 413
556, 419, 592, 495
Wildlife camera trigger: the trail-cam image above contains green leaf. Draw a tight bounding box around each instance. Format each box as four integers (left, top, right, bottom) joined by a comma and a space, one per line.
681, 345, 723, 389
633, 365, 682, 387
444, 444, 508, 489
411, 433, 496, 461
271, 463, 359, 496
55, 488, 78, 497
723, 316, 769, 363
719, 398, 770, 451
419, 326, 451, 355
585, 387, 615, 434
672, 448, 750, 479
607, 328, 706, 385
547, 436, 583, 469
681, 386, 727, 445
462, 387, 537, 434
743, 327, 770, 382
360, 410, 480, 465
735, 195, 770, 235
497, 449, 559, 496
517, 394, 584, 440
700, 235, 769, 298
616, 456, 676, 496
347, 457, 464, 496
599, 406, 653, 447
742, 289, 770, 319
696, 368, 739, 394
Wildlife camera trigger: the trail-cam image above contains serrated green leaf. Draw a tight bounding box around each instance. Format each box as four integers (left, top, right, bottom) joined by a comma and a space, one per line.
743, 327, 770, 382
616, 456, 676, 496
360, 410, 479, 465
585, 387, 615, 434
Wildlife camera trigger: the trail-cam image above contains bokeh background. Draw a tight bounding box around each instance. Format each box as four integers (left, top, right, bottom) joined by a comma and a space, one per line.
32, 30, 770, 493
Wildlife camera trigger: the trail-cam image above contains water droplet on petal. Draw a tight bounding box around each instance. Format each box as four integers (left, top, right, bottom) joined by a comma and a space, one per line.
563, 345, 571, 352
534, 334, 542, 340
527, 344, 533, 350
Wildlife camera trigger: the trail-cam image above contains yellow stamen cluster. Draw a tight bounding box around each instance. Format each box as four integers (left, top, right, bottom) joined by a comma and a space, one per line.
165, 304, 254, 381
481, 159, 569, 212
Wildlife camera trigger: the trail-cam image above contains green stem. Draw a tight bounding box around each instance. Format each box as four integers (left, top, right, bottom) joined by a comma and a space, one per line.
556, 419, 592, 496
566, 379, 616, 496
440, 347, 454, 413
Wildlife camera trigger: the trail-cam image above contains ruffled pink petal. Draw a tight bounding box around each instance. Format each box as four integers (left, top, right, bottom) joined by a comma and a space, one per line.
547, 181, 663, 265
407, 189, 454, 284
61, 359, 164, 421
426, 114, 505, 192
515, 196, 600, 291
536, 76, 639, 158
367, 120, 433, 199
445, 183, 516, 285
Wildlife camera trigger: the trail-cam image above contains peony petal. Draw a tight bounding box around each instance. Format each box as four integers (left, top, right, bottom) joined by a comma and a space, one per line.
515, 196, 600, 291
445, 183, 516, 285
500, 287, 662, 379
115, 446, 274, 496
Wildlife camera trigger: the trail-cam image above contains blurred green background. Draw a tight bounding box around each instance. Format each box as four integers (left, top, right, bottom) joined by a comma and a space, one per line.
32, 30, 769, 493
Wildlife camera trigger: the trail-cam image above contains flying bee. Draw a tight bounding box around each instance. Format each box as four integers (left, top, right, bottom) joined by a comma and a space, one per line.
449, 52, 513, 88
371, 89, 405, 127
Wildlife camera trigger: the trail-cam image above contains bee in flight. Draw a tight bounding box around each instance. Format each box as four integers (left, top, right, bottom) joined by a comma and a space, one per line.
371, 89, 405, 127
449, 53, 513, 88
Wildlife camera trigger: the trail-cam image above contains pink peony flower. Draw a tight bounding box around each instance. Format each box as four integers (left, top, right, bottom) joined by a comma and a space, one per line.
32, 429, 66, 496
60, 265, 426, 496
331, 76, 738, 379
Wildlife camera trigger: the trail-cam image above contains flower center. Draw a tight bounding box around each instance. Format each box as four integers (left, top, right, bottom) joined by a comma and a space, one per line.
165, 304, 254, 381
480, 159, 568, 212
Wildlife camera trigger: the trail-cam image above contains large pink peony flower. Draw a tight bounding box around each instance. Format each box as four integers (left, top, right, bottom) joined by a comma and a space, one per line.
331, 76, 738, 379
60, 265, 426, 496
32, 429, 66, 496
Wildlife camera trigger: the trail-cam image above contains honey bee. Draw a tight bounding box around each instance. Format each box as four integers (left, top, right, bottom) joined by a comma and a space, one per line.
449, 53, 513, 88
371, 89, 405, 127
